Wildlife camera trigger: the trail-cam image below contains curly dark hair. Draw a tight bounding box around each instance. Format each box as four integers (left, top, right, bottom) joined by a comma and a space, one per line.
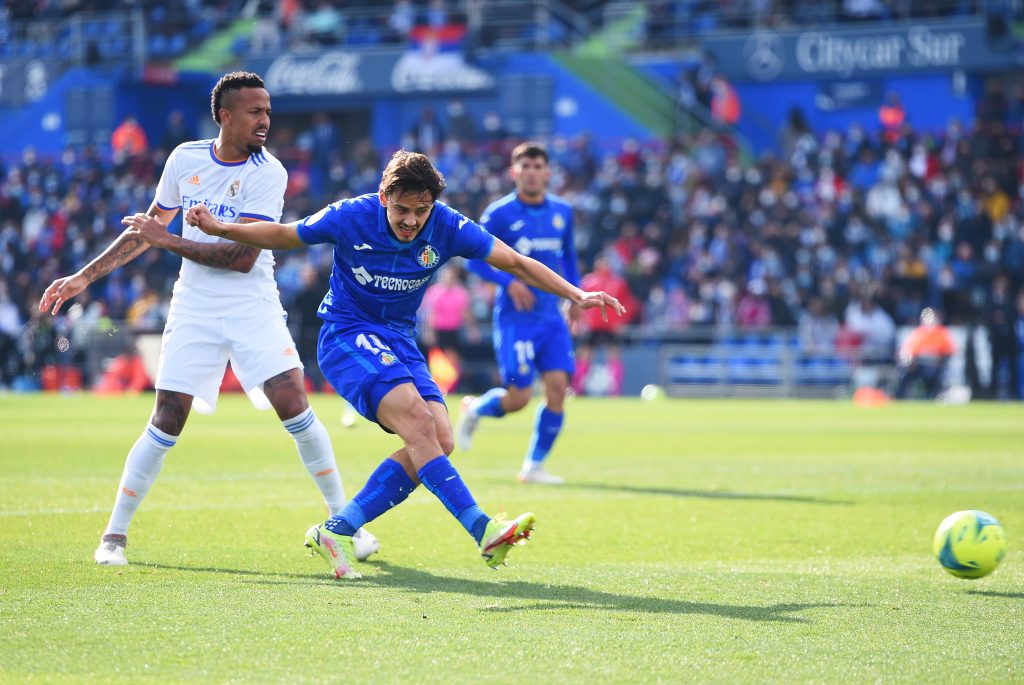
379, 150, 447, 200
511, 141, 549, 164
210, 71, 265, 125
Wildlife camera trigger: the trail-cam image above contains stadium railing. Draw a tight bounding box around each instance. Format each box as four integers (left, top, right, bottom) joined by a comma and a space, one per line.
13, 320, 909, 399
655, 332, 867, 399
649, 325, 981, 399
0, 12, 144, 70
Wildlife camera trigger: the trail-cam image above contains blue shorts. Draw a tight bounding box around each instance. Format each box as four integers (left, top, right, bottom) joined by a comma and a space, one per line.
318, 319, 444, 428
493, 317, 575, 389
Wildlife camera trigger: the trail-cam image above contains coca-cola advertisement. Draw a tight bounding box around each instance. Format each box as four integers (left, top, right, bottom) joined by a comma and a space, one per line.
254, 47, 494, 98
265, 52, 364, 95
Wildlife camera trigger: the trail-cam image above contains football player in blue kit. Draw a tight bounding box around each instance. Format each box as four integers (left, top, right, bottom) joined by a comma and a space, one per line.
185, 150, 625, 578
457, 142, 578, 484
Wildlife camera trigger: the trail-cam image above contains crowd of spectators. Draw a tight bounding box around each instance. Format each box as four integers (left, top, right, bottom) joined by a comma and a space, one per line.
3, 0, 1019, 65
4, 74, 1024, 397
645, 0, 1019, 42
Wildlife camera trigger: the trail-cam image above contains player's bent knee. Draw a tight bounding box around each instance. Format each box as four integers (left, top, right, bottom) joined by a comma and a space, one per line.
545, 388, 568, 410
438, 433, 455, 456
273, 395, 309, 422
263, 371, 309, 420
541, 372, 569, 410
397, 402, 437, 443
151, 392, 191, 435
505, 390, 531, 412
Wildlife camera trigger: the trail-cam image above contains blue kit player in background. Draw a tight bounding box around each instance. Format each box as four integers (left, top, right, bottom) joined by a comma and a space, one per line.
185, 150, 625, 579
457, 142, 579, 485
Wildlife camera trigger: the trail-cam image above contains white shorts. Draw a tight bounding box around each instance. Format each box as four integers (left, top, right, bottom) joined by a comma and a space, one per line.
155, 304, 303, 413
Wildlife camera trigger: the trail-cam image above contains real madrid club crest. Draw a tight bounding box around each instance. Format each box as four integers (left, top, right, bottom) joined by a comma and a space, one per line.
227, 180, 241, 198
417, 245, 440, 268
380, 352, 397, 366
552, 213, 565, 230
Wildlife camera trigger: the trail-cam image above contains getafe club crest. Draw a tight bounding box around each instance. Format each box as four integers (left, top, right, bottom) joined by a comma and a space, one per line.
552, 213, 565, 230
227, 180, 241, 198
416, 245, 440, 268
380, 352, 398, 366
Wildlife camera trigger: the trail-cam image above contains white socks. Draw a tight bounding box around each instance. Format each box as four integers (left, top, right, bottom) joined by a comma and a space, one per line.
103, 409, 343, 539
283, 407, 346, 515
104, 424, 176, 536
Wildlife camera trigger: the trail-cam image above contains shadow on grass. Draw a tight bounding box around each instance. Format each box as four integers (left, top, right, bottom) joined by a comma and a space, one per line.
368, 562, 852, 622
137, 562, 323, 581
965, 589, 1024, 599
140, 562, 856, 623
562, 481, 852, 506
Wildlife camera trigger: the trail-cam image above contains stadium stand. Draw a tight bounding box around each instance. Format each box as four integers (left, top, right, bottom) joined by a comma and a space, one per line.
3, 1, 1024, 399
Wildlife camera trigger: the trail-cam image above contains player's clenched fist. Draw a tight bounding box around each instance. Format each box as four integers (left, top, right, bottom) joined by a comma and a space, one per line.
185, 204, 221, 236
121, 213, 171, 248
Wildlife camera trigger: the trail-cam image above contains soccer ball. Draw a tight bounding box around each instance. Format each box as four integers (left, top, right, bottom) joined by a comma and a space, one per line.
932, 510, 1007, 579
640, 384, 664, 401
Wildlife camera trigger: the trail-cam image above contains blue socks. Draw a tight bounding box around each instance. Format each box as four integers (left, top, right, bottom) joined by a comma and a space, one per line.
324, 458, 416, 536
324, 455, 491, 545
418, 456, 490, 544
525, 405, 563, 468
476, 392, 564, 469
473, 388, 507, 418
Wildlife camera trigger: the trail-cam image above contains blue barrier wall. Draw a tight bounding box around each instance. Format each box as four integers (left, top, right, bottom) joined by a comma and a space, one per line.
0, 68, 116, 160
635, 56, 984, 154
733, 74, 978, 153
489, 52, 651, 141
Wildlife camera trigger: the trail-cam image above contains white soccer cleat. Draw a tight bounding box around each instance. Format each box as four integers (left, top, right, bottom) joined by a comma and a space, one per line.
341, 407, 358, 428
455, 396, 480, 452
94, 535, 128, 566
352, 528, 380, 561
517, 467, 565, 485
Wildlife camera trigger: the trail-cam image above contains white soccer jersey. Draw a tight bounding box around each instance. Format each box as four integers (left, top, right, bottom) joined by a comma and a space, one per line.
154, 139, 288, 316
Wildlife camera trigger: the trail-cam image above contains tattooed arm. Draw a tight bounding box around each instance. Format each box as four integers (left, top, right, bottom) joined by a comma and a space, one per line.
122, 211, 260, 273
148, 229, 260, 273
38, 206, 160, 315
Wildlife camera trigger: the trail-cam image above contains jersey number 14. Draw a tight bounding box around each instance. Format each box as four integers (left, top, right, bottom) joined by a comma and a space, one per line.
356, 333, 392, 354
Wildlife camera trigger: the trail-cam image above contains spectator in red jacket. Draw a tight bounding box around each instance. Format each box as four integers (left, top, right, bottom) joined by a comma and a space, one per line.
111, 115, 148, 157
574, 254, 638, 396
878, 91, 905, 144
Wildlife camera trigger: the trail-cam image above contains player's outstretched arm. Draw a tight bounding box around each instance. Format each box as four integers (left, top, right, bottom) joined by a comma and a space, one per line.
466, 258, 536, 311
38, 206, 164, 315
122, 204, 264, 273
485, 239, 625, 321
183, 204, 304, 250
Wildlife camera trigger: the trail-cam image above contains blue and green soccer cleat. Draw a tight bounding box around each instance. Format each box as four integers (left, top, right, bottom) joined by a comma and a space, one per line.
304, 524, 362, 579
479, 512, 536, 569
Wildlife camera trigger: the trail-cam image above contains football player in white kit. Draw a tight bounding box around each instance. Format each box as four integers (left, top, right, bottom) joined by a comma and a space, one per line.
38, 72, 378, 566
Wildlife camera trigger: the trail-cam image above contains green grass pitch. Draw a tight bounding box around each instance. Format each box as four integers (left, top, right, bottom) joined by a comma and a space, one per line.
1, 394, 1022, 683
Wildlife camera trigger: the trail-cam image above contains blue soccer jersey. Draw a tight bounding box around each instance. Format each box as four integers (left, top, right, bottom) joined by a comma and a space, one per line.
296, 194, 495, 335
295, 193, 495, 424
467, 193, 579, 387
467, 192, 579, 325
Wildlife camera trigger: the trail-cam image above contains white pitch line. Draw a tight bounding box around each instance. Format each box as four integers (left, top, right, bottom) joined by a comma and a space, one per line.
0, 496, 439, 517
0, 501, 312, 517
